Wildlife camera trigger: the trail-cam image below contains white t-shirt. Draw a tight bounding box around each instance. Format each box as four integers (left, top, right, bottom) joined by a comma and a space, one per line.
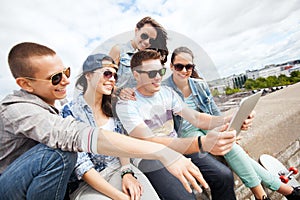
116, 86, 184, 138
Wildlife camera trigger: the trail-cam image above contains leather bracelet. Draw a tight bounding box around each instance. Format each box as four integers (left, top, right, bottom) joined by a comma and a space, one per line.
198, 136, 205, 153
121, 168, 137, 179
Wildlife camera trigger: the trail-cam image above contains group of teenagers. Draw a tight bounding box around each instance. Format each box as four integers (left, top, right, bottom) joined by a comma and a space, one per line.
0, 16, 299, 200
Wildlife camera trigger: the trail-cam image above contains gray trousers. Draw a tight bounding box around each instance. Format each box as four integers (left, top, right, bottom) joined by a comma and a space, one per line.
69, 165, 160, 200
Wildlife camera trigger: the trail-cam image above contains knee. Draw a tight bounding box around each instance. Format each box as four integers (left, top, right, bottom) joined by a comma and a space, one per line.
52, 149, 77, 171
219, 166, 234, 185
40, 147, 77, 173
208, 162, 234, 187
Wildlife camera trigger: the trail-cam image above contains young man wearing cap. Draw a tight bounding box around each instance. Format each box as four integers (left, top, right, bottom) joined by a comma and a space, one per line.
0, 42, 209, 199
115, 49, 254, 200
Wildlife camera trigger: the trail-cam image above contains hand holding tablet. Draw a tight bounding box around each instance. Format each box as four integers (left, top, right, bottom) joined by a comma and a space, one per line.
227, 91, 262, 135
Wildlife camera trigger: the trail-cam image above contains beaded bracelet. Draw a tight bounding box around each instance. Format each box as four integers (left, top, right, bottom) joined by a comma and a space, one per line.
198, 136, 205, 153
121, 168, 137, 179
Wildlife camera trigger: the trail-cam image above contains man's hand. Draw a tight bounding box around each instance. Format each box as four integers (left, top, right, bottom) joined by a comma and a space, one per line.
165, 156, 209, 193
202, 123, 236, 155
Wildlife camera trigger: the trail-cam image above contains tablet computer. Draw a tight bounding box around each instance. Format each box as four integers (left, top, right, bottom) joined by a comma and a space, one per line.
227, 91, 262, 135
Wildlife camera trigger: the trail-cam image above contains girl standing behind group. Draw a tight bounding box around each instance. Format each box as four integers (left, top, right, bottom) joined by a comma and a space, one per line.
109, 16, 168, 91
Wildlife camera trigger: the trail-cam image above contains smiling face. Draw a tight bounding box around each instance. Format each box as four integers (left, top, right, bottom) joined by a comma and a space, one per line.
171, 52, 194, 81
134, 23, 157, 51
134, 58, 165, 96
25, 54, 70, 106
86, 60, 117, 97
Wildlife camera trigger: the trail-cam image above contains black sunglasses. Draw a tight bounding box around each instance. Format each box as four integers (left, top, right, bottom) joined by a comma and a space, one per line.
24, 67, 71, 86
172, 63, 195, 71
136, 68, 166, 79
94, 70, 118, 81
140, 33, 155, 44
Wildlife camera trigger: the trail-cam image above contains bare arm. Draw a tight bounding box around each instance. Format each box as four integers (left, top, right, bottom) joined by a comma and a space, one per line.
129, 123, 199, 155
128, 122, 236, 156
82, 168, 130, 200
97, 128, 190, 167
119, 158, 143, 199
96, 129, 208, 193
178, 104, 231, 130
109, 45, 121, 65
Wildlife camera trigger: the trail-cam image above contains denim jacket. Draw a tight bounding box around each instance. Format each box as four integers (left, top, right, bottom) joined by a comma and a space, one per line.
116, 41, 138, 89
162, 75, 221, 133
61, 93, 123, 180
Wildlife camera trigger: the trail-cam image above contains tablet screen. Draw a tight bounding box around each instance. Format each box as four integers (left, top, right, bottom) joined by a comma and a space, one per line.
227, 91, 262, 135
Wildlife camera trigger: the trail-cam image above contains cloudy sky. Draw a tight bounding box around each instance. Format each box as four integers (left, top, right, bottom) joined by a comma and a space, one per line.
1, 0, 300, 99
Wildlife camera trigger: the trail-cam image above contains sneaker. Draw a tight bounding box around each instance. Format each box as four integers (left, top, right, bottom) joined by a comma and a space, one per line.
262, 195, 271, 200
285, 186, 300, 200
256, 195, 271, 200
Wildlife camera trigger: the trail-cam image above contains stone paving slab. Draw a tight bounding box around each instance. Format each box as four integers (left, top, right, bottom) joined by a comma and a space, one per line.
198, 82, 300, 200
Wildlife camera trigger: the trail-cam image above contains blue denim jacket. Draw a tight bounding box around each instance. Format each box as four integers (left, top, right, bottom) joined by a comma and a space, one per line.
116, 41, 138, 89
61, 93, 123, 181
162, 75, 221, 133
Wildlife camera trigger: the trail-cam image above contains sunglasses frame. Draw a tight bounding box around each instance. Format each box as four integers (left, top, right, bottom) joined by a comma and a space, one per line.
24, 67, 71, 86
140, 33, 155, 44
172, 63, 195, 72
136, 68, 166, 79
93, 70, 118, 81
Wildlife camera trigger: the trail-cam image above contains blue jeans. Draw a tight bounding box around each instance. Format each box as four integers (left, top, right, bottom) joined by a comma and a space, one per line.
0, 143, 77, 200
138, 152, 236, 200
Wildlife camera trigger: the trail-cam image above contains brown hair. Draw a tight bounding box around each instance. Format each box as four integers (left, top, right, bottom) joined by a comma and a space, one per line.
136, 16, 165, 31
171, 46, 201, 79
130, 49, 161, 71
8, 42, 56, 79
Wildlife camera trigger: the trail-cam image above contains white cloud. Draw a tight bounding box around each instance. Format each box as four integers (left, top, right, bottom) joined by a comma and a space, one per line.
1, 0, 300, 99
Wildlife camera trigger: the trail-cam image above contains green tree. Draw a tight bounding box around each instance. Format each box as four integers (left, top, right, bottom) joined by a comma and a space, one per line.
256, 77, 268, 88
266, 76, 279, 87
225, 87, 240, 95
244, 79, 256, 90
278, 74, 290, 85
290, 71, 300, 78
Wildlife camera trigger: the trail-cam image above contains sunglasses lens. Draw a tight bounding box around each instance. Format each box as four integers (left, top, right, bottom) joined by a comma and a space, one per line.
147, 68, 166, 78
51, 73, 63, 85
140, 33, 149, 40
103, 71, 118, 81
149, 38, 155, 45
51, 67, 71, 85
64, 67, 71, 78
147, 71, 156, 78
159, 68, 166, 76
174, 64, 194, 71
103, 71, 112, 78
174, 64, 184, 71
186, 64, 195, 71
